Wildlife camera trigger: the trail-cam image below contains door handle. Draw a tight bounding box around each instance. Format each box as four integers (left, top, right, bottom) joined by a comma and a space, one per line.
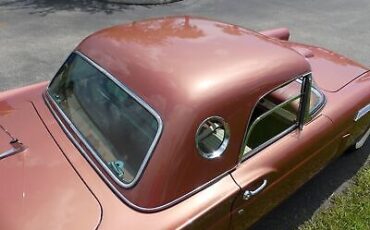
243, 179, 268, 200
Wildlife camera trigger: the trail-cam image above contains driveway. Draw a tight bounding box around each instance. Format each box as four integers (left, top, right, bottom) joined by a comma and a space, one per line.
1, 0, 369, 229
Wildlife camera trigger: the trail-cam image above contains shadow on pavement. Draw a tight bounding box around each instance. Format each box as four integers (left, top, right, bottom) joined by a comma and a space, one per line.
0, 0, 141, 15
251, 138, 370, 230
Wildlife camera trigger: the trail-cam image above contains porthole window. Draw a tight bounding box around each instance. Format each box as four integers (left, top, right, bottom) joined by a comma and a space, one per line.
195, 116, 230, 159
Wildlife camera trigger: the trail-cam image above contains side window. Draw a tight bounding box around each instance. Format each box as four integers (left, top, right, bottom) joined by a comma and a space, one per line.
242, 76, 310, 157
307, 82, 325, 116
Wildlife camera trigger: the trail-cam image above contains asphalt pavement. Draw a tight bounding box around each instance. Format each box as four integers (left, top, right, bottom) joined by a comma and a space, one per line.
0, 0, 369, 229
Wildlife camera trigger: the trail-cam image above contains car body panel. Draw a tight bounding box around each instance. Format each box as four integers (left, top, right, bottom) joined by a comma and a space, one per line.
321, 72, 370, 154
0, 93, 102, 230
285, 42, 368, 92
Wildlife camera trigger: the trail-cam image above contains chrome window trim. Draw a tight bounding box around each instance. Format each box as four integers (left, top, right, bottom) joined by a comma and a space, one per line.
309, 84, 326, 116
238, 72, 313, 162
45, 95, 235, 212
46, 51, 163, 189
295, 77, 326, 119
244, 94, 301, 146
354, 103, 370, 122
195, 116, 230, 159
242, 125, 297, 161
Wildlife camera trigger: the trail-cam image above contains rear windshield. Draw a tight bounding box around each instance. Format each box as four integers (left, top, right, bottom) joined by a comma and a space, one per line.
47, 53, 160, 186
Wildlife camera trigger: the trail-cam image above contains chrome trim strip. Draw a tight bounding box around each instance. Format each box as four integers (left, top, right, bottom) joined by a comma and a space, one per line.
0, 148, 19, 160
242, 125, 297, 161
355, 126, 370, 149
46, 51, 163, 189
309, 84, 326, 116
354, 104, 370, 122
0, 141, 25, 160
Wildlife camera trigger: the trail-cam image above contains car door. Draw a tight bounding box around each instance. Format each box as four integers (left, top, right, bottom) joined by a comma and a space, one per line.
230, 74, 341, 229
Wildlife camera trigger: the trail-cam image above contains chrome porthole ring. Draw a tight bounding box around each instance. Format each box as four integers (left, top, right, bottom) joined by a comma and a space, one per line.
195, 116, 230, 159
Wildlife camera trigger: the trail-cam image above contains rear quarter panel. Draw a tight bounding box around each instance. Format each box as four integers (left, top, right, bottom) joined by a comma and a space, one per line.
321, 71, 370, 153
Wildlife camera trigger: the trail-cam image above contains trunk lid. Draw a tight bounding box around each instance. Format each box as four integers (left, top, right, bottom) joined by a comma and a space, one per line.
286, 42, 368, 92
0, 101, 101, 230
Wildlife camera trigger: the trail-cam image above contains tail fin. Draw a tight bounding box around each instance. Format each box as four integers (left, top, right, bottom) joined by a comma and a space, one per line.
259, 28, 290, 41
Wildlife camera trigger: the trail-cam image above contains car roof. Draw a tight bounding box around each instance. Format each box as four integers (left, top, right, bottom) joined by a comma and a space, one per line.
76, 16, 310, 121
75, 16, 311, 209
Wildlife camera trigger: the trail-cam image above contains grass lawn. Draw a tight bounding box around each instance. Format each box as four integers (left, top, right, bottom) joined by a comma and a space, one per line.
299, 161, 370, 230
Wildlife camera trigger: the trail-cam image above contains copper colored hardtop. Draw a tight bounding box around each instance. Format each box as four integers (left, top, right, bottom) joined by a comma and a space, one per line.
76, 16, 310, 208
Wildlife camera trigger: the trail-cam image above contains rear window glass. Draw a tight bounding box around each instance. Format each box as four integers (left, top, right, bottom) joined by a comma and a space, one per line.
47, 53, 160, 185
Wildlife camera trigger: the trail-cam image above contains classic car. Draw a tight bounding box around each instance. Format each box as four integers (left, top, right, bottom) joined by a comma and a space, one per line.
0, 16, 369, 230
